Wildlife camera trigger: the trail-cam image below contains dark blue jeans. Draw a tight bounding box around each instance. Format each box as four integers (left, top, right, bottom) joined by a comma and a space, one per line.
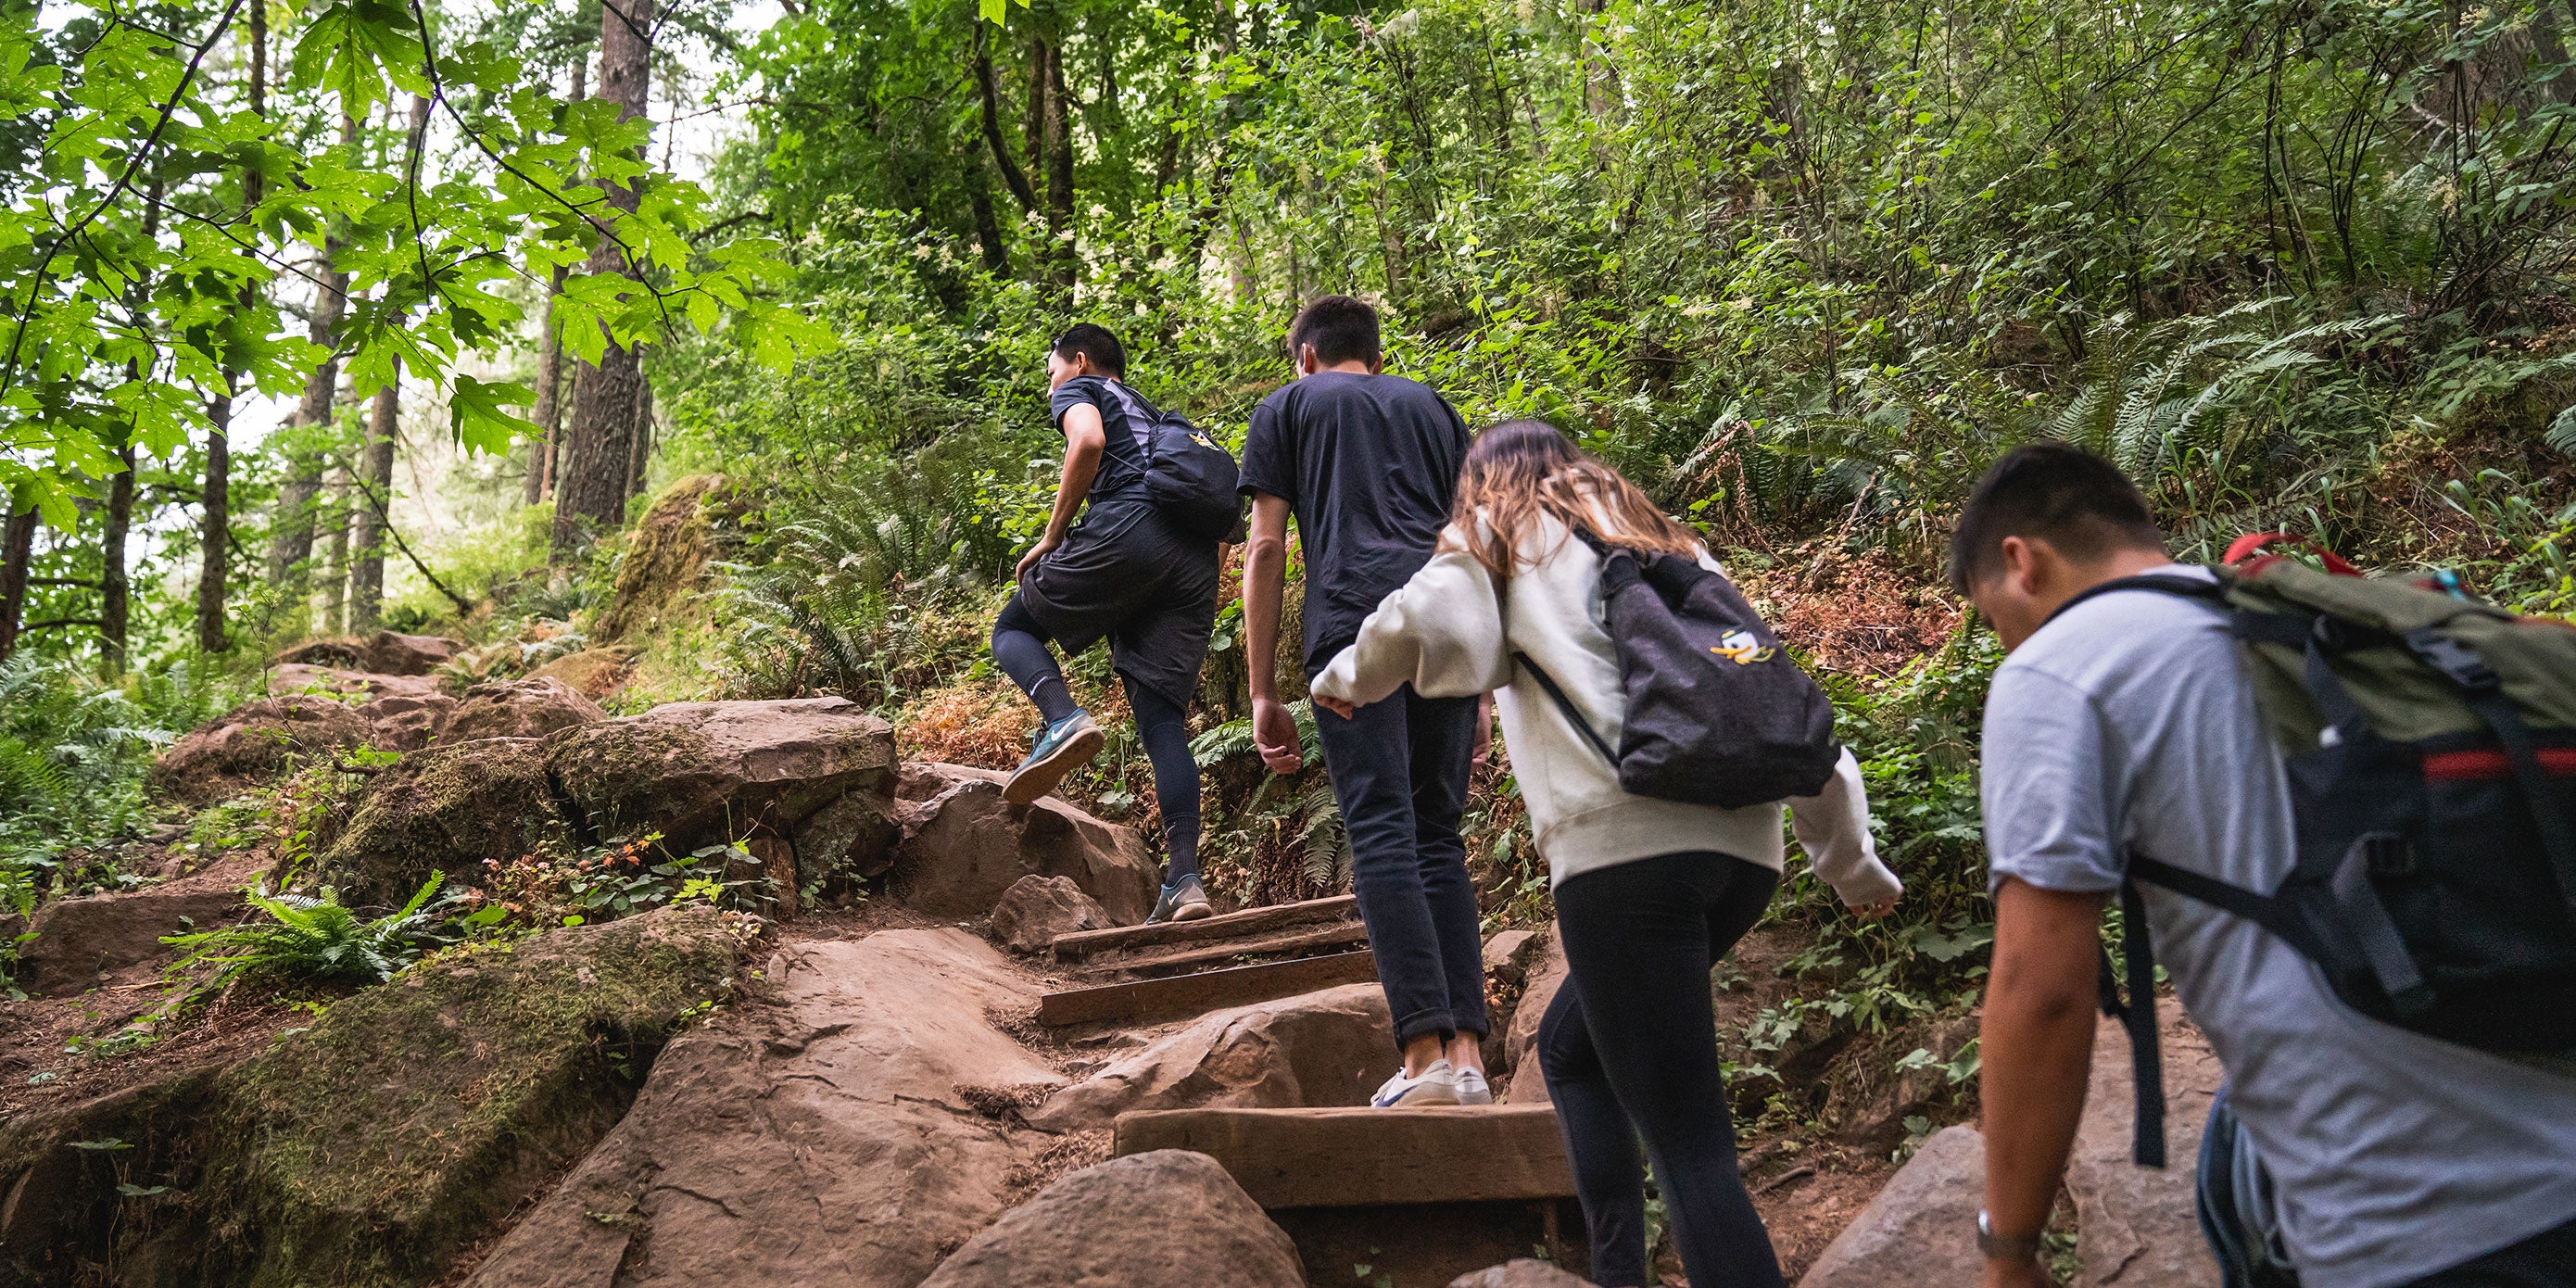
1313, 684, 1486, 1046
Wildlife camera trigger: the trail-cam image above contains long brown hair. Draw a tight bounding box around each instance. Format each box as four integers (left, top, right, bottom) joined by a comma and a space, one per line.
1446, 419, 1709, 575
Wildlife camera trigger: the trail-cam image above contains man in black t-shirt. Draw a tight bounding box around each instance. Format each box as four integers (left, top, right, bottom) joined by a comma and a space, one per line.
1239, 296, 1491, 1106
994, 323, 1222, 923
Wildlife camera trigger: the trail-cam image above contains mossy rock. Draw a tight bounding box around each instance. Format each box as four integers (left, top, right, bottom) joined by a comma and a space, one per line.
545, 698, 896, 852
0, 906, 754, 1288
321, 738, 566, 905
593, 474, 744, 642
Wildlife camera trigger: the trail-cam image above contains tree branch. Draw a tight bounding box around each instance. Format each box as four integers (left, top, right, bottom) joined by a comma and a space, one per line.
974, 26, 1039, 216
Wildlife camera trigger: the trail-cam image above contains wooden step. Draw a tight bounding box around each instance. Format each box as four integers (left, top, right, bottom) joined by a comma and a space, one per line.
1113, 1104, 1575, 1209
1038, 950, 1378, 1028
1051, 894, 1360, 960
1071, 919, 1371, 978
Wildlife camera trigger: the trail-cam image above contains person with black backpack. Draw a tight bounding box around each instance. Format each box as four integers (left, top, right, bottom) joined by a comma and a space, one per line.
1961, 443, 2576, 1288
992, 322, 1238, 924
1309, 419, 1901, 1288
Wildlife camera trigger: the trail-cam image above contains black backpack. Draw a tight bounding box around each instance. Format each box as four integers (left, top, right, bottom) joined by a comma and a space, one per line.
1140, 409, 1242, 542
2054, 537, 2576, 1168
1515, 528, 1842, 810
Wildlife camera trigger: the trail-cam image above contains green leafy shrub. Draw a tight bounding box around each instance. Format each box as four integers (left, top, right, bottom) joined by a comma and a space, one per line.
162, 875, 454, 1004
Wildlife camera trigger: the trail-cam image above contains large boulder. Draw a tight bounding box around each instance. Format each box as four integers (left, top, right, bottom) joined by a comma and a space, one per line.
322, 738, 566, 904
439, 676, 606, 745
917, 1150, 1305, 1288
1029, 983, 1391, 1130
594, 474, 740, 641
887, 763, 1156, 924
2068, 1011, 2225, 1288
364, 690, 459, 751
269, 663, 441, 700
990, 874, 1112, 953
0, 907, 751, 1288
1503, 928, 1568, 1105
463, 928, 1063, 1288
1795, 1124, 1985, 1288
8, 852, 262, 997
150, 694, 376, 805
546, 698, 895, 852
273, 631, 465, 676
1452, 1261, 1600, 1288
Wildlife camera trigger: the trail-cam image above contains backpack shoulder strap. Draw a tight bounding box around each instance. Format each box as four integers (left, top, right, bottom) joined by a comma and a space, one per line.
2044, 572, 2228, 631
1512, 650, 1619, 768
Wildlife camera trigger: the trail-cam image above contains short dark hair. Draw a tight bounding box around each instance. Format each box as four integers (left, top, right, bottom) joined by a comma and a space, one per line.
1289, 295, 1381, 367
1051, 322, 1126, 376
1949, 442, 2167, 596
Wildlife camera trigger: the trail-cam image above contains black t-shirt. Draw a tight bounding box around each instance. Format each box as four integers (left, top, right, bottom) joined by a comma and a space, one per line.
1238, 371, 1470, 676
1049, 375, 1161, 507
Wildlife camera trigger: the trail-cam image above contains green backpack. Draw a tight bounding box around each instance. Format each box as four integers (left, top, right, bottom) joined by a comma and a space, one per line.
2052, 536, 2576, 1166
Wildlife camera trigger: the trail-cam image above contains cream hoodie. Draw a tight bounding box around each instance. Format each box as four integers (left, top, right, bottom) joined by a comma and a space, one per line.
1310, 511, 1902, 905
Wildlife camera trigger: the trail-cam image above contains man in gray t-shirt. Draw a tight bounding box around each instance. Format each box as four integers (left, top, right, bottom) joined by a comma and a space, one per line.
1955, 445, 2576, 1288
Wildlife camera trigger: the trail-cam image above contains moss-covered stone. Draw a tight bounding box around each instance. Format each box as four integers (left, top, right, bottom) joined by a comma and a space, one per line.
321, 738, 566, 905
0, 906, 753, 1288
545, 699, 895, 852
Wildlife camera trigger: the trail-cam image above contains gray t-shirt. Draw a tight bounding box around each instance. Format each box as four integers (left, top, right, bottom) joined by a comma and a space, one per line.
1981, 565, 2576, 1288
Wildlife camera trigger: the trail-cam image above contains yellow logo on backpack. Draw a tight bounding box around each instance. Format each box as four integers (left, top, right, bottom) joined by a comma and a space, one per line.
1710, 630, 1773, 664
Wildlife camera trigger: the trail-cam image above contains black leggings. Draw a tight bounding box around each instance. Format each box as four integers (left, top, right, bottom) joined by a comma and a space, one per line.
991, 599, 1201, 883
1538, 851, 1784, 1288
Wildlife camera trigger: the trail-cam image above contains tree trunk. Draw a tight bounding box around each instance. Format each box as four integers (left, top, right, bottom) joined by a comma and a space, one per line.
266, 241, 348, 587
101, 446, 134, 675
1038, 37, 1075, 291
197, 396, 232, 652
974, 25, 1039, 218
524, 60, 583, 509
553, 0, 656, 555
319, 467, 349, 635
350, 368, 398, 630
0, 506, 34, 663
626, 367, 654, 500
196, 0, 266, 655
525, 262, 567, 506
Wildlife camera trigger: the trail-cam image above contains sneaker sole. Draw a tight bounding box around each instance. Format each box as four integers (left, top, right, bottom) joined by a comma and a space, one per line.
1169, 899, 1215, 922
1375, 1084, 1462, 1108
1003, 725, 1105, 805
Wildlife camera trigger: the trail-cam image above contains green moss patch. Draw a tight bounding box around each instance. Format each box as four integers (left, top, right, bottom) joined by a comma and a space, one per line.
0, 906, 753, 1288
322, 738, 568, 903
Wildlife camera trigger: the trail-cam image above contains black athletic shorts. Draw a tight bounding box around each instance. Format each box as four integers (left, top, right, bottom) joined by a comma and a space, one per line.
1015, 499, 1222, 709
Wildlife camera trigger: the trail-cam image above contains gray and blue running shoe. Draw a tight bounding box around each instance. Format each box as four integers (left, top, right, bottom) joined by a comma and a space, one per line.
1147, 874, 1215, 924
1003, 710, 1105, 805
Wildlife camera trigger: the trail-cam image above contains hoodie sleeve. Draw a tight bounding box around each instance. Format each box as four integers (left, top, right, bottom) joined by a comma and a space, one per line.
1310, 535, 1511, 707
1788, 748, 1904, 909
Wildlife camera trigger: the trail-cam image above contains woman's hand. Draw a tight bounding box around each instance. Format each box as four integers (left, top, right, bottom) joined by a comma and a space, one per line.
1016, 534, 1062, 581
1847, 897, 1897, 921
1313, 693, 1357, 720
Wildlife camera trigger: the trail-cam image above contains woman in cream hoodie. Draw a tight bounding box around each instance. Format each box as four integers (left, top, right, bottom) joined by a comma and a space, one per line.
1312, 420, 1900, 1288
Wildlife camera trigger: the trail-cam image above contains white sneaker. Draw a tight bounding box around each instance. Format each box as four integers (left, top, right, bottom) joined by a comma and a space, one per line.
1453, 1067, 1494, 1105
1372, 1059, 1461, 1107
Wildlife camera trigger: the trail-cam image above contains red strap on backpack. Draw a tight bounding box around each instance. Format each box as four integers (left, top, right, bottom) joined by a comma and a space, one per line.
2224, 532, 2362, 578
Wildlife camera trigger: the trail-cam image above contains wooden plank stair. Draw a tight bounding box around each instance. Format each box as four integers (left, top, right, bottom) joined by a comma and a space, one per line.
1037, 949, 1378, 1027
1036, 893, 1372, 1027
1112, 1105, 1575, 1208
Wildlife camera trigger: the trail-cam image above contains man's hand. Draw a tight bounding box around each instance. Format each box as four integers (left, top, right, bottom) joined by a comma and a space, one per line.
1313, 693, 1356, 720
1846, 896, 1897, 920
1979, 1256, 2051, 1288
1252, 695, 1304, 775
1015, 535, 1061, 582
1472, 692, 1495, 770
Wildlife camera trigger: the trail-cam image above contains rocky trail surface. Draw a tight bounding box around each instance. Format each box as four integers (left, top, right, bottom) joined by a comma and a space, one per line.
0, 640, 2220, 1287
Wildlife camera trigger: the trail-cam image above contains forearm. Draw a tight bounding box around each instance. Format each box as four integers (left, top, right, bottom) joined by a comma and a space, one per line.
1244, 536, 1286, 701
1979, 880, 2107, 1246
1044, 443, 1101, 540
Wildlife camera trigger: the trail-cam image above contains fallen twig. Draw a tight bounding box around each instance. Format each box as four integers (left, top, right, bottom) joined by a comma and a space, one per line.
1751, 1165, 1816, 1196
